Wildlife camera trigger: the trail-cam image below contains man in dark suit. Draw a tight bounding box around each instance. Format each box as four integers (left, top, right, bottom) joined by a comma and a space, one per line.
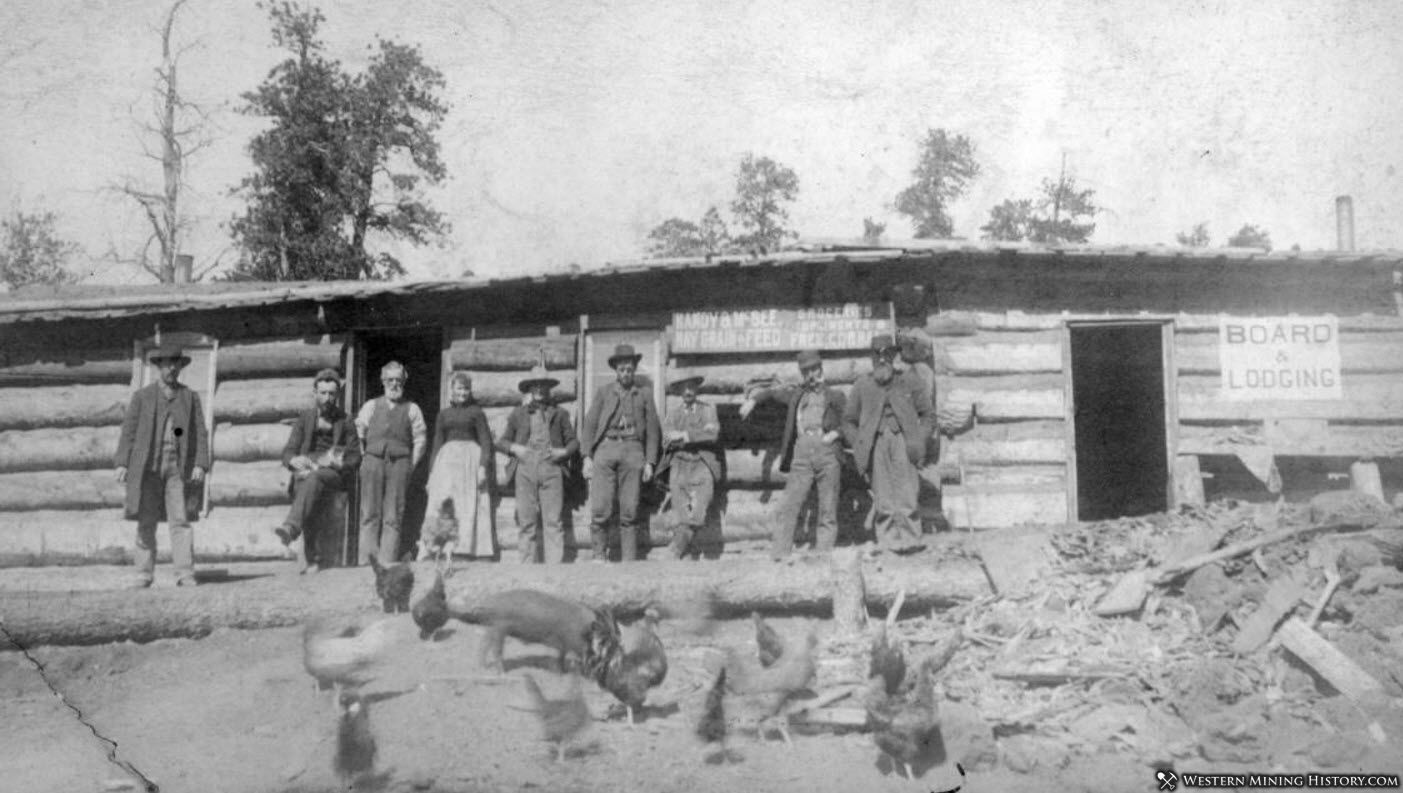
113, 343, 211, 588
580, 344, 661, 562
274, 368, 361, 573
844, 334, 934, 552
740, 349, 847, 560
497, 366, 579, 564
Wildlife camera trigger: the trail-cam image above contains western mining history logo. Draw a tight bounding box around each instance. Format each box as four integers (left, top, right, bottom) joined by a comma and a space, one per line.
1156, 769, 1401, 789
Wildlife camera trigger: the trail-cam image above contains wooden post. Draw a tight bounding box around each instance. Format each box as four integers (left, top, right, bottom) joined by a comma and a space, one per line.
829, 547, 868, 634
1174, 454, 1206, 507
1350, 460, 1385, 503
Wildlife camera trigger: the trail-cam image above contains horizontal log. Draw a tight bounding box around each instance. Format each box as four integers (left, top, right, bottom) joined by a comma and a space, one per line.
0, 383, 132, 430
0, 553, 990, 647
1175, 332, 1403, 376
945, 431, 1067, 466
960, 465, 1065, 487
0, 461, 291, 511
212, 422, 295, 463
971, 311, 1403, 333
0, 347, 131, 386
938, 340, 1062, 375
448, 336, 577, 370
0, 337, 344, 386
1178, 422, 1403, 458
1178, 373, 1403, 421
0, 426, 123, 473
452, 370, 577, 406
216, 337, 343, 379
941, 484, 1068, 528
666, 358, 871, 394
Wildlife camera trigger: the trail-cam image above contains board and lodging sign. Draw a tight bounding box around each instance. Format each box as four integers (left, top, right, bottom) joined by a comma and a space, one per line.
1218, 315, 1343, 401
671, 303, 894, 353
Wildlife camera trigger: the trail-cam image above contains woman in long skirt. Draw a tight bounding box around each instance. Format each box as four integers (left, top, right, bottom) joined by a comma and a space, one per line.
423, 372, 497, 560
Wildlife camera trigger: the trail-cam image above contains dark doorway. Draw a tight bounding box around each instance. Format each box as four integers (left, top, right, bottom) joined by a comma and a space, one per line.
354, 328, 443, 561
1069, 323, 1169, 521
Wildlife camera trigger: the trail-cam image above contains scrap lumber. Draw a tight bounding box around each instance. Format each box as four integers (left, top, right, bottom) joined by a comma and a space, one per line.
1231, 576, 1309, 654
829, 547, 868, 634
1274, 617, 1385, 702
1152, 522, 1355, 585
1094, 569, 1151, 617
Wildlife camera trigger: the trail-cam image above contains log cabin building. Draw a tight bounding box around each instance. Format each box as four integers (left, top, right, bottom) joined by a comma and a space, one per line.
1, 241, 1400, 566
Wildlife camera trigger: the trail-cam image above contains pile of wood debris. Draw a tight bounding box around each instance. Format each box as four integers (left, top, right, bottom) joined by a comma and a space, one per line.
800, 492, 1403, 774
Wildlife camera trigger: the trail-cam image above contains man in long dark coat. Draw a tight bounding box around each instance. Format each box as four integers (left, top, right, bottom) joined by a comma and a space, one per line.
113, 343, 211, 588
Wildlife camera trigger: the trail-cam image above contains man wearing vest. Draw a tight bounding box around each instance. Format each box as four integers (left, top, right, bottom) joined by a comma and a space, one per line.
661, 375, 723, 559
844, 334, 935, 553
497, 366, 579, 564
740, 349, 847, 561
275, 368, 361, 573
581, 344, 661, 562
355, 361, 427, 564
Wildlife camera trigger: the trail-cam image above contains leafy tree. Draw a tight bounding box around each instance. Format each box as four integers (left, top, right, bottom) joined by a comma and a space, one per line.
980, 161, 1098, 244
862, 217, 886, 245
1227, 223, 1272, 251
894, 129, 980, 239
1, 210, 80, 288
228, 2, 449, 281
698, 206, 730, 255
646, 218, 705, 258
1176, 222, 1211, 247
730, 153, 798, 254
980, 199, 1035, 242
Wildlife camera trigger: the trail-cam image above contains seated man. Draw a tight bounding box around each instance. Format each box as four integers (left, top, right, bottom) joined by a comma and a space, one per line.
274, 368, 360, 573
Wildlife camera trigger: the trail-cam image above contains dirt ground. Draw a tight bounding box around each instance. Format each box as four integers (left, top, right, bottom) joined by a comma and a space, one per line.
1, 598, 1156, 793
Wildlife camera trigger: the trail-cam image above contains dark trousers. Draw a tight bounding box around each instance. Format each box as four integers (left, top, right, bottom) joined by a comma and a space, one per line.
668, 458, 714, 558
772, 435, 840, 557
359, 454, 411, 564
516, 453, 565, 564
589, 438, 645, 561
285, 468, 343, 565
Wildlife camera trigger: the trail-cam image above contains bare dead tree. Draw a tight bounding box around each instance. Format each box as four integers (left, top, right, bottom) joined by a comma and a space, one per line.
111, 0, 216, 282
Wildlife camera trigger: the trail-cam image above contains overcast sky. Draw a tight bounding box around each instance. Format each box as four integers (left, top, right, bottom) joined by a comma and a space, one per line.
3, 0, 1401, 284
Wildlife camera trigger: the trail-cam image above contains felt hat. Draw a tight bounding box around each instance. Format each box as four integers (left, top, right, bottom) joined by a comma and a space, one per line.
795, 349, 823, 371
607, 343, 644, 369
517, 365, 560, 393
147, 343, 191, 367
667, 374, 705, 395
869, 334, 899, 357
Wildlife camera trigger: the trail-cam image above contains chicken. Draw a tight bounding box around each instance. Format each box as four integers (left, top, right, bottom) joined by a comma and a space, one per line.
752, 611, 784, 668
333, 690, 377, 785
302, 616, 398, 696
695, 666, 728, 760
869, 621, 907, 697
724, 623, 819, 745
522, 673, 591, 762
368, 556, 414, 614
866, 657, 945, 779
411, 570, 449, 641
598, 607, 668, 726
417, 498, 459, 563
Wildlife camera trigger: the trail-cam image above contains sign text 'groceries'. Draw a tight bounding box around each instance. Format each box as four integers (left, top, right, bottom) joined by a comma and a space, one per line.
1219, 316, 1342, 401
672, 304, 891, 353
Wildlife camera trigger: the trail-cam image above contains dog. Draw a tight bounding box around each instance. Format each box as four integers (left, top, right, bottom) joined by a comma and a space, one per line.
416, 498, 459, 563
450, 589, 609, 674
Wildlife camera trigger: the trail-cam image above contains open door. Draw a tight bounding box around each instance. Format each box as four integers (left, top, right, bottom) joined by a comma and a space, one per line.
346, 327, 445, 562
134, 331, 218, 516
1065, 322, 1175, 521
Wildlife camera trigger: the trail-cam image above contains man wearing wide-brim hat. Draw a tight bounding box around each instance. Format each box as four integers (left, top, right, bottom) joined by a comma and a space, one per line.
113, 342, 211, 588
843, 334, 934, 553
580, 344, 662, 562
740, 348, 848, 560
661, 375, 722, 559
496, 366, 579, 563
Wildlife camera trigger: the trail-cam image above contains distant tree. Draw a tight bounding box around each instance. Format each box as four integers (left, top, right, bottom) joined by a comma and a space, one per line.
229, 2, 449, 281
980, 199, 1035, 242
698, 206, 730, 255
730, 153, 799, 254
1176, 222, 1211, 247
894, 129, 980, 239
646, 218, 705, 258
862, 217, 886, 245
0, 210, 80, 288
1227, 223, 1272, 251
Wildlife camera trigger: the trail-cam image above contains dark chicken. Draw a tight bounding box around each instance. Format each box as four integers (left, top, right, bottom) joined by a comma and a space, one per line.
411, 570, 449, 641
865, 656, 945, 780
522, 673, 591, 762
368, 556, 414, 614
595, 607, 668, 725
695, 666, 728, 756
869, 621, 907, 697
333, 691, 377, 785
752, 611, 784, 668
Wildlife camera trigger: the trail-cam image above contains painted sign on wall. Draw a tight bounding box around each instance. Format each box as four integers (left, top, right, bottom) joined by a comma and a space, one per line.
672, 303, 891, 353
1219, 316, 1342, 400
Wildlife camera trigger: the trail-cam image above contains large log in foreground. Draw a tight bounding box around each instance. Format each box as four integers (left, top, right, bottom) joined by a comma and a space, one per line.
0, 555, 989, 647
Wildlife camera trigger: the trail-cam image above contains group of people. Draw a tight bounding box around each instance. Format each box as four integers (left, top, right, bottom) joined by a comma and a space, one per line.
114, 334, 936, 585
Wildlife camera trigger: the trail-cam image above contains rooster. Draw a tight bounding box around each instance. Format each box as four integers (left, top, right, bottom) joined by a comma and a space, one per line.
724, 622, 819, 745
596, 607, 668, 726
411, 570, 449, 641
865, 655, 945, 779
522, 673, 591, 762
303, 616, 398, 697
368, 556, 414, 613
752, 611, 784, 668
334, 690, 377, 786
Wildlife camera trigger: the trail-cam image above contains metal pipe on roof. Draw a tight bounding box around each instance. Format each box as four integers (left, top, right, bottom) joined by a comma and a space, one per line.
1336, 195, 1355, 252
